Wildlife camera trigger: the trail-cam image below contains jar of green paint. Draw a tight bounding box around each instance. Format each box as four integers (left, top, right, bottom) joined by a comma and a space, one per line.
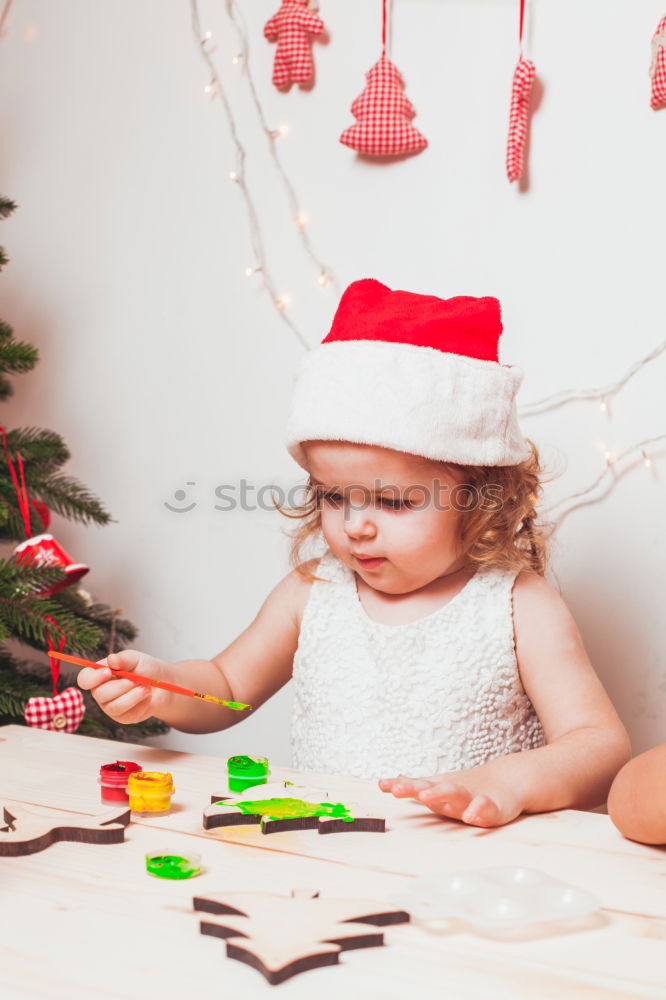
227, 754, 270, 793
145, 851, 201, 880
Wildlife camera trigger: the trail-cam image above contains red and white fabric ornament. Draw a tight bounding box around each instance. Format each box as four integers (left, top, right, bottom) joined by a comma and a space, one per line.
24, 616, 85, 734
0, 425, 89, 596
14, 534, 89, 596
506, 0, 536, 183
24, 687, 85, 733
340, 1, 427, 158
263, 0, 325, 91
650, 15, 666, 110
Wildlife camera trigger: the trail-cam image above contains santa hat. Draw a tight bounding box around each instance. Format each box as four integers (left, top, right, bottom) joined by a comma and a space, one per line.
286, 278, 530, 469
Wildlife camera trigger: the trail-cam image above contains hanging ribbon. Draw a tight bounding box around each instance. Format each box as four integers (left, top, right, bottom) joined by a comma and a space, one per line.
518, 0, 526, 54
0, 425, 32, 537
381, 0, 387, 57
45, 615, 66, 697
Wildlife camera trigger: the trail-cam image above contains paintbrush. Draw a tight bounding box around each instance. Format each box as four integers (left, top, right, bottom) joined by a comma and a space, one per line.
49, 651, 252, 712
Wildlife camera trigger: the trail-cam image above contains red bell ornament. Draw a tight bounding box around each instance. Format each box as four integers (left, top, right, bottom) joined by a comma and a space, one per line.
14, 533, 89, 595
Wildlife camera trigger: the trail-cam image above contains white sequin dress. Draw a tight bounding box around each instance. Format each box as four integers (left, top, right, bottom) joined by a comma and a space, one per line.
290, 548, 545, 779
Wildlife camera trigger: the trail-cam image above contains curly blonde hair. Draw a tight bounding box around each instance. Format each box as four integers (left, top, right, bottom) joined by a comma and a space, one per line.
274, 440, 552, 583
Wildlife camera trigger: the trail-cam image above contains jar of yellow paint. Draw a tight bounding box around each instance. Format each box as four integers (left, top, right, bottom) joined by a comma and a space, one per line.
127, 771, 175, 816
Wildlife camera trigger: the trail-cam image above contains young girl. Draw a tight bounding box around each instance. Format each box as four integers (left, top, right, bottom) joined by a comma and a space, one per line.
79, 278, 631, 828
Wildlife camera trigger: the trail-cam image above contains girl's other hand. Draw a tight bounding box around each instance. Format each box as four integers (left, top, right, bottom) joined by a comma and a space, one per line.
378, 772, 523, 829
77, 649, 168, 724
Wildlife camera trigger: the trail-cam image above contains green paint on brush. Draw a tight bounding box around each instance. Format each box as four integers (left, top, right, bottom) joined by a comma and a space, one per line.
214, 797, 355, 822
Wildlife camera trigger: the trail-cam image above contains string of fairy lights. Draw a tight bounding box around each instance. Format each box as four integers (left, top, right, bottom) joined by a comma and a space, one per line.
520, 338, 666, 417
190, 1, 309, 349
190, 0, 338, 351
519, 338, 666, 521
222, 0, 339, 296
546, 433, 666, 527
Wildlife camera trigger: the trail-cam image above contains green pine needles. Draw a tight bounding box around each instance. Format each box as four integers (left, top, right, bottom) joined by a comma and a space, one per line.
0, 198, 168, 740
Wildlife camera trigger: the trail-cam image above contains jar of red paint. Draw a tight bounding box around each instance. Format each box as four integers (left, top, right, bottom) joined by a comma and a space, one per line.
99, 760, 142, 804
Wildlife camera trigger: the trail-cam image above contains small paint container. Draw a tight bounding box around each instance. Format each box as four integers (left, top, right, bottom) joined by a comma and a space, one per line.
127, 770, 175, 816
227, 754, 270, 793
99, 760, 142, 804
145, 851, 201, 880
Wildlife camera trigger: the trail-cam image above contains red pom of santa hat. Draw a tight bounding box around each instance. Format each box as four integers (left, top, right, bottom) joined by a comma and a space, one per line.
286, 278, 530, 468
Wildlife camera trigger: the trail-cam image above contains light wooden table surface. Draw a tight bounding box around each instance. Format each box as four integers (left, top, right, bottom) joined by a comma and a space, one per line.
1, 724, 665, 999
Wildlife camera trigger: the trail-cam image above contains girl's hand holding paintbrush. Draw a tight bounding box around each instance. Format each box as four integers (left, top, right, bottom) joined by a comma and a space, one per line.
77, 650, 173, 726
77, 649, 254, 731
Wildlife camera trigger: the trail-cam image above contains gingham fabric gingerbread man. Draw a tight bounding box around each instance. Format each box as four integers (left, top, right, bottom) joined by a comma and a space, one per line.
264, 0, 326, 91
650, 15, 666, 110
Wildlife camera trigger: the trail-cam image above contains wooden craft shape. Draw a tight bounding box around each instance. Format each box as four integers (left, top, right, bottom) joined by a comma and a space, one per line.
204, 781, 385, 835
193, 888, 410, 985
0, 802, 130, 857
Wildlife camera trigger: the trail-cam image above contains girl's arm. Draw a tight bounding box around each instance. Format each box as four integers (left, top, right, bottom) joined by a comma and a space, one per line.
78, 561, 316, 734
380, 570, 632, 827
607, 744, 666, 845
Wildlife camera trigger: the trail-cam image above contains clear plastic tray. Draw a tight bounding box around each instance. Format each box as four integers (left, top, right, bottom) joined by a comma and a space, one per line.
392, 866, 602, 931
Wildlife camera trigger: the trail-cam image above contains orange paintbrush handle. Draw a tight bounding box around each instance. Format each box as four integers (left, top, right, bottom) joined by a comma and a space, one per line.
49, 651, 252, 712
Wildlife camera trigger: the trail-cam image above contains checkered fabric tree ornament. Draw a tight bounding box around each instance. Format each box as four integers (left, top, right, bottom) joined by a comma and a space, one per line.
650, 15, 666, 110
506, 0, 536, 183
264, 0, 326, 91
339, 0, 427, 158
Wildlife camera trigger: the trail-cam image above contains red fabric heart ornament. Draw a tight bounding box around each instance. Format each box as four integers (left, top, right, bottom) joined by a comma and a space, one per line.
24, 687, 85, 733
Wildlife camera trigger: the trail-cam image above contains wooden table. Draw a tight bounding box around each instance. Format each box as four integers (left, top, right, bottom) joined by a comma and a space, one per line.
1, 725, 665, 999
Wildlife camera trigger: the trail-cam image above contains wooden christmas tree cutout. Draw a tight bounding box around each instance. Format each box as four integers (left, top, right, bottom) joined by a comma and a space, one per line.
204, 781, 385, 836
194, 888, 410, 985
0, 802, 130, 856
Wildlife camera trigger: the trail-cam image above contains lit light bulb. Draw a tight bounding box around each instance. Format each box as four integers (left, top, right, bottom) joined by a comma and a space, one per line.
318, 271, 330, 287
245, 266, 259, 277
203, 31, 212, 41
204, 80, 217, 96
599, 398, 608, 413
603, 451, 614, 467
276, 295, 291, 310
642, 449, 652, 469
271, 123, 290, 138
232, 53, 243, 65
296, 213, 308, 228
229, 171, 239, 182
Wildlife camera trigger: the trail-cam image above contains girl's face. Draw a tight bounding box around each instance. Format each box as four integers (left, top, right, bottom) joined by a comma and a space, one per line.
302, 440, 470, 595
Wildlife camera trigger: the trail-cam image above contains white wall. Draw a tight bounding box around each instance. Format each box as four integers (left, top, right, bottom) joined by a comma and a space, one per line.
1, 0, 664, 768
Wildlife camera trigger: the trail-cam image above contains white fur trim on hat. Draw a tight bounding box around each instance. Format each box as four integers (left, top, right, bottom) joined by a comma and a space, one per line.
286, 340, 531, 469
